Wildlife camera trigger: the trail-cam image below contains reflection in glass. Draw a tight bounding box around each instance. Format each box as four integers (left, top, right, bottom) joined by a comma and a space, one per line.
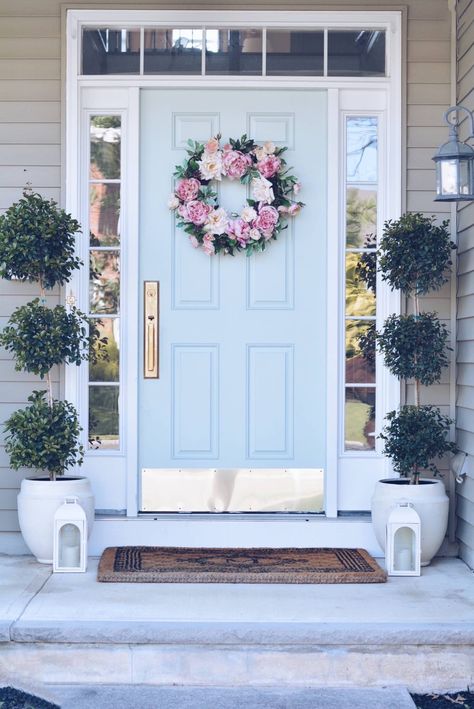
345, 253, 376, 317
89, 184, 120, 246
89, 385, 119, 450
144, 28, 203, 74
266, 31, 324, 75
346, 321, 376, 384
89, 318, 120, 382
82, 28, 140, 75
345, 387, 376, 451
89, 251, 120, 314
346, 188, 377, 248
90, 116, 121, 179
328, 30, 385, 77
347, 117, 378, 183
206, 30, 262, 75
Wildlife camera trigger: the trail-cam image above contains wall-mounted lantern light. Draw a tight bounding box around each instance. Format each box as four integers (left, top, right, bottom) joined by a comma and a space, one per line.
433, 105, 474, 202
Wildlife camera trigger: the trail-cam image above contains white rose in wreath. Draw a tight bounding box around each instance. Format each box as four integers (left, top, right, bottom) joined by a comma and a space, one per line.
251, 176, 275, 204
204, 207, 229, 235
241, 206, 257, 223
198, 151, 224, 181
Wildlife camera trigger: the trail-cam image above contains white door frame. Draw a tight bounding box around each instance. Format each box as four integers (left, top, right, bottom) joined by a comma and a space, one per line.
65, 9, 401, 523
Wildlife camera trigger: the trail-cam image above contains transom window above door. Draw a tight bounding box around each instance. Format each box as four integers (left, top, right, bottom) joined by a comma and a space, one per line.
81, 26, 387, 77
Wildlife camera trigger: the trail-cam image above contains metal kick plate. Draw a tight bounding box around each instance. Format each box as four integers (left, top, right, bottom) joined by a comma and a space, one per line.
140, 468, 324, 513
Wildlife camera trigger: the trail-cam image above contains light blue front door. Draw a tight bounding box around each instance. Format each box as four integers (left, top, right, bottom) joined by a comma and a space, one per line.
139, 89, 327, 511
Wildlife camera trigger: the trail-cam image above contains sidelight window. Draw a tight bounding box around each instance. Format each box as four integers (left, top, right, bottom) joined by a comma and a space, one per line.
343, 116, 378, 452
87, 115, 122, 451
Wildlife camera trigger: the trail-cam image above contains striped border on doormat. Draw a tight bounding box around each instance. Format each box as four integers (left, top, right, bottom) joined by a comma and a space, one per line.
97, 547, 387, 583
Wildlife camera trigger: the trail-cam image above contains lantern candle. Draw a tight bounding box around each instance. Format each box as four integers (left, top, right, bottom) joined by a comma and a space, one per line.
395, 547, 412, 571
61, 539, 80, 568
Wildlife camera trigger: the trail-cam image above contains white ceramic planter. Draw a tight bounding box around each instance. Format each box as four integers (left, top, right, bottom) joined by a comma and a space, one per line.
17, 476, 95, 564
371, 478, 449, 566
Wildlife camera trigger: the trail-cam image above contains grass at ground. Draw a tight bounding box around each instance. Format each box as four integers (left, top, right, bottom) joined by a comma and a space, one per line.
0, 688, 58, 709
412, 692, 474, 708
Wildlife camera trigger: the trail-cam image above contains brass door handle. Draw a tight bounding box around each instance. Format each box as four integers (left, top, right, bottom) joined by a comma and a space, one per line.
144, 281, 159, 378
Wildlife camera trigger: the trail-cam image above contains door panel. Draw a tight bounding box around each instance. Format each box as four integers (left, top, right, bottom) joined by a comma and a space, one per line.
139, 88, 327, 511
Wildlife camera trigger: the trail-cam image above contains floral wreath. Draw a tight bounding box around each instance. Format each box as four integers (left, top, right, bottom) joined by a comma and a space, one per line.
168, 134, 304, 256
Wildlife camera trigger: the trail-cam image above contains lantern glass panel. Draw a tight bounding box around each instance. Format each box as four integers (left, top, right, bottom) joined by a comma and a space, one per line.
58, 523, 81, 568
439, 159, 459, 196
393, 526, 415, 572
459, 159, 472, 196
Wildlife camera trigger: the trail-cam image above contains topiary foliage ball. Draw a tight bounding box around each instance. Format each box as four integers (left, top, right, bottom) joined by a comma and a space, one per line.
0, 300, 108, 378
376, 312, 450, 386
0, 190, 82, 289
378, 213, 455, 295
4, 391, 84, 479
379, 405, 456, 481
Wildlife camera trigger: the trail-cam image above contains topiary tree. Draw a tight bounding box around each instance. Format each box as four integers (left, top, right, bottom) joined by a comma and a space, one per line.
0, 188, 106, 480
376, 213, 457, 484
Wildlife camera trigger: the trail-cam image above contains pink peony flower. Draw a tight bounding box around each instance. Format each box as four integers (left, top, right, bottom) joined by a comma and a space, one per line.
189, 235, 200, 248
202, 234, 215, 255
223, 143, 232, 152
176, 178, 200, 202
185, 200, 212, 226
205, 137, 219, 153
227, 218, 250, 246
254, 205, 279, 233
257, 155, 281, 179
222, 150, 252, 180
288, 202, 302, 216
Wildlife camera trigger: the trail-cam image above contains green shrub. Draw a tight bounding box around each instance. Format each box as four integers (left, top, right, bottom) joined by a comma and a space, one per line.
0, 300, 107, 378
5, 391, 84, 480
378, 213, 455, 295
376, 312, 450, 385
0, 190, 82, 289
379, 406, 456, 483
376, 213, 456, 483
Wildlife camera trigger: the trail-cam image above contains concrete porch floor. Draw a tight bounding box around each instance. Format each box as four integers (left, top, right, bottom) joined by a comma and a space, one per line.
0, 555, 473, 695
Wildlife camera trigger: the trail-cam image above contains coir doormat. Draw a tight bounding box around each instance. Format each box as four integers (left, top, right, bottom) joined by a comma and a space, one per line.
97, 546, 386, 584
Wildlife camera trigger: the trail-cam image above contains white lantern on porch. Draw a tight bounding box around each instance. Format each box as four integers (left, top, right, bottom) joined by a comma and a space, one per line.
53, 497, 87, 573
386, 501, 421, 577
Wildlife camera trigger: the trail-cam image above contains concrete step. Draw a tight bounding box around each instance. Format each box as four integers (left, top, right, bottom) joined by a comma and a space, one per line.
1, 556, 473, 693
43, 685, 417, 709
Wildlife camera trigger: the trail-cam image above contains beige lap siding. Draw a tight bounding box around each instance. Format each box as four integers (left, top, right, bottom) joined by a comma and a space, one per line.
0, 0, 452, 551
456, 0, 474, 569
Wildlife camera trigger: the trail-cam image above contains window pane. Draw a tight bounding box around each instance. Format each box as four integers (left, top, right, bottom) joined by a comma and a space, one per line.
347, 117, 378, 183
89, 385, 119, 450
206, 30, 262, 75
82, 28, 140, 75
266, 31, 323, 76
345, 387, 376, 451
89, 318, 120, 382
345, 253, 376, 316
90, 184, 120, 246
346, 320, 376, 384
89, 251, 120, 315
144, 28, 203, 74
328, 30, 385, 76
346, 188, 377, 248
90, 116, 121, 179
